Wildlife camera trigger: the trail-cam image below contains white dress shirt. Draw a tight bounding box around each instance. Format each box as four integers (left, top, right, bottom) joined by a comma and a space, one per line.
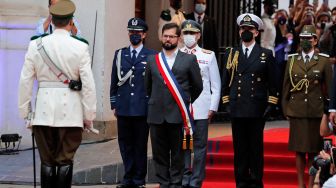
242, 42, 256, 58
163, 48, 179, 69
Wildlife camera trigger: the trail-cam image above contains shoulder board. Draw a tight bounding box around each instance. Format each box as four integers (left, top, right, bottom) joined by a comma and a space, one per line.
319, 53, 329, 58
201, 49, 212, 54
30, 33, 49, 41
71, 35, 89, 45
288, 53, 298, 57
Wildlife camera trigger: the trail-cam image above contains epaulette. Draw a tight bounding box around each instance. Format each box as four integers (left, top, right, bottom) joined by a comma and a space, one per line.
71, 35, 89, 45
30, 33, 49, 41
288, 53, 298, 57
160, 9, 171, 21
201, 49, 212, 54
319, 53, 329, 58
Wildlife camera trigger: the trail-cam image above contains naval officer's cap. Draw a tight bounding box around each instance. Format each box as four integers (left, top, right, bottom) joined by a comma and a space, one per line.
299, 25, 317, 38
181, 20, 202, 33
127, 18, 148, 32
49, 0, 76, 19
236, 13, 263, 30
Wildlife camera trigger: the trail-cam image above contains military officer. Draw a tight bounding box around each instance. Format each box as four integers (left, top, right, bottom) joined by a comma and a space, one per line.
110, 18, 156, 188
221, 13, 278, 188
18, 1, 96, 188
180, 20, 221, 188
158, 0, 186, 41
282, 25, 332, 188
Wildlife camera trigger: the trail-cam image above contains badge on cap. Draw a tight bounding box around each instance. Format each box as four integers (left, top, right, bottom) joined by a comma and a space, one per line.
132, 19, 138, 26
243, 15, 252, 22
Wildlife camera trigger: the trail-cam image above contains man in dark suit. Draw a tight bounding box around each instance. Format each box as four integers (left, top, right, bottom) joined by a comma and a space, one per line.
144, 23, 203, 188
185, 0, 218, 55
110, 18, 156, 188
221, 13, 278, 188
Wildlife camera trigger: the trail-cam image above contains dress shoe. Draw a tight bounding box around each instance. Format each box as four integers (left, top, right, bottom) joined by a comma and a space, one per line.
116, 184, 134, 188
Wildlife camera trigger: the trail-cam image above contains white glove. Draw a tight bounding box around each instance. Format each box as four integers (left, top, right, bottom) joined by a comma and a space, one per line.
83, 120, 99, 135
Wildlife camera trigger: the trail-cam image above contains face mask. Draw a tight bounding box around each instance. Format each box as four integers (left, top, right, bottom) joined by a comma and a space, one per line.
300, 39, 313, 53
162, 42, 178, 50
278, 16, 287, 25
172, 0, 182, 10
241, 30, 254, 42
130, 34, 142, 45
183, 34, 197, 48
195, 4, 206, 14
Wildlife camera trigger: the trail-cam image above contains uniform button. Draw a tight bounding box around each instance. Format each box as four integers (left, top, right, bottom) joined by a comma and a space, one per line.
239, 73, 242, 76
238, 80, 241, 83
238, 87, 241, 90
251, 88, 254, 90
304, 75, 307, 78
304, 99, 307, 102
295, 74, 297, 77
238, 94, 241, 97
131, 93, 134, 96
252, 81, 254, 84
131, 84, 134, 87
251, 74, 254, 76
132, 75, 135, 78
132, 66, 135, 70
251, 95, 254, 97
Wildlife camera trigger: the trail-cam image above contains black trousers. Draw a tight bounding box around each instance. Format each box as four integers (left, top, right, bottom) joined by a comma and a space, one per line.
231, 118, 265, 188
150, 122, 184, 188
117, 116, 149, 186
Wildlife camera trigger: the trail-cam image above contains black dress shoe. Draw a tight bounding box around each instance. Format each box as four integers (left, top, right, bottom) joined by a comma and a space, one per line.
116, 184, 134, 188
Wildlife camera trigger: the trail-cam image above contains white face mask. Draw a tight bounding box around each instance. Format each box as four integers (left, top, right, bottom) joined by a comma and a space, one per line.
195, 3, 206, 14
183, 34, 197, 48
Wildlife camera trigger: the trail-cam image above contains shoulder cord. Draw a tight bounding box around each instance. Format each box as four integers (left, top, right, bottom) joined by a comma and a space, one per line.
226, 48, 239, 87
289, 56, 309, 94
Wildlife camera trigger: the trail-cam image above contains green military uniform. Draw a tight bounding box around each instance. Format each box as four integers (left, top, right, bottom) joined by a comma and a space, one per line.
282, 25, 333, 152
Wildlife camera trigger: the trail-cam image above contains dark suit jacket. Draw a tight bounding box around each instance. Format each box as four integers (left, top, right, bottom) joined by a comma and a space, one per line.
110, 46, 157, 116
145, 51, 203, 124
222, 43, 278, 118
186, 13, 218, 55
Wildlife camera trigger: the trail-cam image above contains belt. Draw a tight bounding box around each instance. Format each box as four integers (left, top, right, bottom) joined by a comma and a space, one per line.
39, 81, 68, 88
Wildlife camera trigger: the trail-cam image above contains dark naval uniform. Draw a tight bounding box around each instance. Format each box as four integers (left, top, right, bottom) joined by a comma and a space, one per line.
222, 13, 279, 188
110, 18, 156, 188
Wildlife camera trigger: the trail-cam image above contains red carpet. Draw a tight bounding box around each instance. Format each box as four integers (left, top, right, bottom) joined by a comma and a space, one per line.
203, 128, 302, 188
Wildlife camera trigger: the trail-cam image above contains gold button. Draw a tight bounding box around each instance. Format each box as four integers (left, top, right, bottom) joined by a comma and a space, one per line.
304, 75, 307, 78
304, 99, 307, 102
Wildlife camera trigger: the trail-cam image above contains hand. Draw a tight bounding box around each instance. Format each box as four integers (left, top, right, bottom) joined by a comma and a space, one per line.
208, 110, 215, 123
263, 104, 275, 118
329, 112, 336, 126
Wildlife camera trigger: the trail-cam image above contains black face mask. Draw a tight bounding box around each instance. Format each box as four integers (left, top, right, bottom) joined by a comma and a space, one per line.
172, 0, 182, 10
130, 34, 142, 45
278, 16, 287, 25
300, 39, 313, 53
162, 42, 178, 50
241, 30, 254, 42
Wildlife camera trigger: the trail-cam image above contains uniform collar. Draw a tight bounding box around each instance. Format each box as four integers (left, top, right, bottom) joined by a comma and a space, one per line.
130, 44, 143, 55
53, 29, 71, 36
301, 50, 314, 61
181, 45, 200, 54
242, 42, 256, 56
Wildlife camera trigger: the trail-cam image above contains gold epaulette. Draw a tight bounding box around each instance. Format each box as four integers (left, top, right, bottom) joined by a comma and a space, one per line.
268, 96, 278, 105
222, 95, 229, 104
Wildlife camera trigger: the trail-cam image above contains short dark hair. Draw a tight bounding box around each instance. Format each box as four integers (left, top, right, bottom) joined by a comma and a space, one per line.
332, 7, 336, 13
162, 23, 181, 37
52, 17, 72, 28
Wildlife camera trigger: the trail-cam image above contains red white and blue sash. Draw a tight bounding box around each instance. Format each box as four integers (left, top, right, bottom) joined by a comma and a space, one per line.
155, 52, 194, 135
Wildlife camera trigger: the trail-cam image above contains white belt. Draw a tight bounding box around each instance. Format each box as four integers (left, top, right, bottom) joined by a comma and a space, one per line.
39, 81, 68, 88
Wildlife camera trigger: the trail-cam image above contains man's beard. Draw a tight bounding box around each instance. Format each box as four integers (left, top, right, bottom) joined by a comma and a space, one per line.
162, 42, 178, 50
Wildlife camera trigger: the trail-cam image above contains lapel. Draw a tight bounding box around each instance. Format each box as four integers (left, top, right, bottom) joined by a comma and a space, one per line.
172, 50, 184, 74
238, 44, 261, 73
306, 53, 319, 71
296, 54, 307, 71
122, 47, 132, 66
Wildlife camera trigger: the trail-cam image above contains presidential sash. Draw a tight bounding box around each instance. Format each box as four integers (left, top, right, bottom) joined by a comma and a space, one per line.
154, 52, 194, 136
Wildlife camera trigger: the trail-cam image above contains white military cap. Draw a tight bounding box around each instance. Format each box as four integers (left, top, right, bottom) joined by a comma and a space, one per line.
236, 13, 263, 30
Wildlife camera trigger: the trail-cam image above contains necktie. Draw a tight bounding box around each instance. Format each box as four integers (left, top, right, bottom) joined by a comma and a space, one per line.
245, 48, 249, 59
305, 55, 310, 64
131, 50, 137, 62
198, 15, 202, 24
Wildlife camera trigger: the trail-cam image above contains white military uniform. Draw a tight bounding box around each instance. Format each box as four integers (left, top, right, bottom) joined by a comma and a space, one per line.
158, 6, 185, 39
261, 13, 276, 54
18, 29, 96, 128
181, 45, 221, 119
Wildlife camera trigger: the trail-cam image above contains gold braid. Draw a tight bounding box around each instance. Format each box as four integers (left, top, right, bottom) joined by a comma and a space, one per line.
226, 48, 239, 87
288, 56, 309, 94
